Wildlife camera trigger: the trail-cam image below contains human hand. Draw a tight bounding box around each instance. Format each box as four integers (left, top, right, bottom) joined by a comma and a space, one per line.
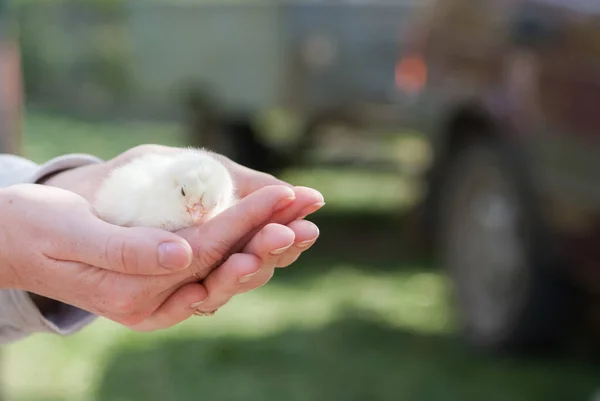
118, 145, 325, 281
0, 183, 313, 331
39, 145, 324, 328
44, 145, 324, 270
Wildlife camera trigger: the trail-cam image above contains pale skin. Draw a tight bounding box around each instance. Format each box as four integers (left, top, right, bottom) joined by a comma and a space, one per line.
0, 145, 324, 332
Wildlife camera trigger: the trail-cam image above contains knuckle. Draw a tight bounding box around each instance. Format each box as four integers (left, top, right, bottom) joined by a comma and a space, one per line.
197, 299, 227, 314
105, 236, 124, 272
281, 253, 301, 267
238, 200, 267, 226
258, 268, 275, 286
121, 241, 140, 274
196, 240, 229, 270
235, 200, 267, 229
106, 235, 139, 274
240, 268, 274, 291
115, 312, 147, 327
226, 253, 246, 266
128, 325, 152, 333
258, 171, 278, 183
126, 144, 161, 159
110, 145, 166, 170
133, 144, 157, 153
246, 212, 265, 230
111, 292, 139, 315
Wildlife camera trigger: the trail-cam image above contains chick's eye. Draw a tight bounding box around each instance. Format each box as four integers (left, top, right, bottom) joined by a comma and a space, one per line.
180, 187, 186, 197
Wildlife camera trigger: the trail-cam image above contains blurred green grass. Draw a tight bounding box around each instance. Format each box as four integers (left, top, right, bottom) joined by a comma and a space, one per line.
23, 112, 188, 163
23, 112, 420, 213
2, 112, 599, 401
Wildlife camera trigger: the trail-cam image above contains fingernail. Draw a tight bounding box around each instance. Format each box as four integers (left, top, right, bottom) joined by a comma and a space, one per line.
158, 242, 192, 270
297, 202, 326, 220
297, 239, 317, 248
238, 269, 260, 284
274, 196, 296, 212
190, 300, 206, 309
270, 242, 293, 255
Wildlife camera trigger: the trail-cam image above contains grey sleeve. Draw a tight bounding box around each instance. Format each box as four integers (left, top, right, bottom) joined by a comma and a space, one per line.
0, 153, 104, 344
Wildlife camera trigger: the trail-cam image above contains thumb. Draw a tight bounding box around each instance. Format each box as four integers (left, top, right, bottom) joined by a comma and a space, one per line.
62, 218, 193, 275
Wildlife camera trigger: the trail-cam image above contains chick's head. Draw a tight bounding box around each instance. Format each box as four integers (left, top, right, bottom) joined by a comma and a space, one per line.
165, 152, 235, 226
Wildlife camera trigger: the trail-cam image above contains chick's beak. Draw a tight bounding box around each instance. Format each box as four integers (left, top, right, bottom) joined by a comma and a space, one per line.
186, 202, 206, 224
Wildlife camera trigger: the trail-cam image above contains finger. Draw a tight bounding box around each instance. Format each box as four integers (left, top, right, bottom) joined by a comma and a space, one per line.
177, 185, 296, 274
129, 282, 209, 332
230, 186, 324, 255
194, 253, 273, 314
268, 186, 325, 224
242, 223, 296, 262
157, 223, 295, 292
274, 219, 320, 268
61, 216, 194, 275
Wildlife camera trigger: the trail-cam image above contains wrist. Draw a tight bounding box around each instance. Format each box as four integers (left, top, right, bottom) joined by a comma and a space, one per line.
0, 184, 30, 289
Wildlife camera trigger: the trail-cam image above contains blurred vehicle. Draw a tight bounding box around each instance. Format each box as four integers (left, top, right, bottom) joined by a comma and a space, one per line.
177, 0, 421, 173
402, 0, 600, 353
0, 0, 23, 155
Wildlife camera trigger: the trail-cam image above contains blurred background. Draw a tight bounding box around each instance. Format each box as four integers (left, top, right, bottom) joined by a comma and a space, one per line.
1, 0, 600, 400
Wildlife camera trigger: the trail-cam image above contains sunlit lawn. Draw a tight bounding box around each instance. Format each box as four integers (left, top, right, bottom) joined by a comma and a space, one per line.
22, 112, 188, 163
2, 112, 599, 401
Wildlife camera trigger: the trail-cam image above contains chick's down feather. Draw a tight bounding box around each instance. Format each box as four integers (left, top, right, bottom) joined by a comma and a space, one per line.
93, 149, 236, 232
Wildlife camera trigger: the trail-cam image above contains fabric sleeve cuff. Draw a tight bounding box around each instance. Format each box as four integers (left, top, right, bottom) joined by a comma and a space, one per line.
27, 153, 105, 184
4, 290, 97, 342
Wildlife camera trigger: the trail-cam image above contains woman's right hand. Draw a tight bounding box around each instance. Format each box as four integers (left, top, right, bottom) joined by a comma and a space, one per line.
0, 182, 302, 330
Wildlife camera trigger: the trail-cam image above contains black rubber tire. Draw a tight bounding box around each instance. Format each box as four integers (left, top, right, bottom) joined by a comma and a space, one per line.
436, 137, 578, 354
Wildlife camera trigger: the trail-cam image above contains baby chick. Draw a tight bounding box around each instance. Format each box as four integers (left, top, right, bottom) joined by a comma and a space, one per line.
93, 148, 236, 232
